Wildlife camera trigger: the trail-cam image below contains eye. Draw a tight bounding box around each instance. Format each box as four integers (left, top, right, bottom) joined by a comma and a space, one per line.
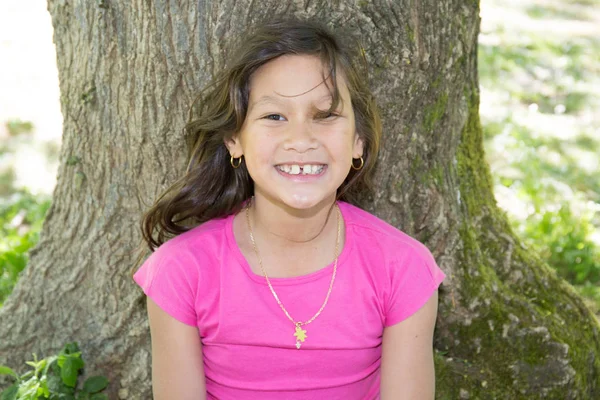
315, 111, 340, 120
263, 114, 286, 121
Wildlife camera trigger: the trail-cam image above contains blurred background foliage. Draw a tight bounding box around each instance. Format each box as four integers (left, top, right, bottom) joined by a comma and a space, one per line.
1, 119, 52, 306
0, 0, 599, 314
0, 190, 50, 306
479, 0, 600, 313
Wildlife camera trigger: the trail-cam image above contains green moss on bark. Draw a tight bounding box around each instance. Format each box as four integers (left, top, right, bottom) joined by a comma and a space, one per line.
423, 92, 449, 133
405, 25, 415, 44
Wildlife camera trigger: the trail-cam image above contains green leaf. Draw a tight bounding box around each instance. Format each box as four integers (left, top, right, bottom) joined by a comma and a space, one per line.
0, 384, 18, 400
57, 353, 80, 369
62, 343, 80, 355
42, 356, 57, 375
47, 374, 73, 394
39, 377, 50, 398
48, 360, 61, 376
89, 394, 108, 400
0, 365, 17, 378
19, 379, 41, 397
60, 357, 84, 388
75, 392, 89, 400
19, 371, 34, 380
82, 376, 108, 394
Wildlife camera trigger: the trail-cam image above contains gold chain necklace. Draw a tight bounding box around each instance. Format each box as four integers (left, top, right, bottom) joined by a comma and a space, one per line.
245, 201, 341, 349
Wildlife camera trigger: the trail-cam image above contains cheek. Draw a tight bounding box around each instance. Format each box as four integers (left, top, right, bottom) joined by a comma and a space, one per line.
244, 138, 276, 168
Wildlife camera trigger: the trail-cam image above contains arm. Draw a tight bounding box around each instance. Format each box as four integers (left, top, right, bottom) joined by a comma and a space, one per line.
380, 290, 439, 400
146, 296, 207, 400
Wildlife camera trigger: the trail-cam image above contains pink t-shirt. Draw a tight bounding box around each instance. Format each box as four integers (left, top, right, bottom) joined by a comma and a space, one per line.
133, 201, 445, 399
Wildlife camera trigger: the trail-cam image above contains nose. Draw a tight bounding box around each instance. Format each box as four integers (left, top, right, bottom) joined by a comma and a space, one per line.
282, 120, 318, 153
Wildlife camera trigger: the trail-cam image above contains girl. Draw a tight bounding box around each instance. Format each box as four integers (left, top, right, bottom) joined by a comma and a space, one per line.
133, 17, 445, 400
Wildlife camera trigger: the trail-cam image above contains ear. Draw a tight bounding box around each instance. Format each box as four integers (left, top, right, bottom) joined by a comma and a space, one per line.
353, 133, 364, 159
224, 134, 243, 158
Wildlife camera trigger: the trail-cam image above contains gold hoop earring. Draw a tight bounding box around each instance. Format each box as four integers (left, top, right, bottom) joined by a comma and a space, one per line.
230, 155, 243, 169
351, 156, 364, 171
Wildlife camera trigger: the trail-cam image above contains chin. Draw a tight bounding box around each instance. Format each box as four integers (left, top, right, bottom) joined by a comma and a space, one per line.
282, 194, 335, 211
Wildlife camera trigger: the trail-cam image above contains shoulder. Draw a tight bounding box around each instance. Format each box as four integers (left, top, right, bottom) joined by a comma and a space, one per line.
340, 201, 435, 265
133, 215, 233, 304
133, 217, 233, 328
153, 215, 231, 260
339, 203, 445, 326
139, 215, 232, 283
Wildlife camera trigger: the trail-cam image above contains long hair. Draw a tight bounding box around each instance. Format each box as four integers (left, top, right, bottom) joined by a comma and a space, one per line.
140, 17, 381, 253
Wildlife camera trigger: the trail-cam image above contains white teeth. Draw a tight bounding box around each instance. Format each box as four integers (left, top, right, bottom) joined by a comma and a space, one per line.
277, 164, 324, 175
311, 165, 324, 174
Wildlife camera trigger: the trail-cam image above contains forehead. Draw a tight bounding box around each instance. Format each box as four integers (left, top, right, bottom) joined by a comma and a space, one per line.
247, 54, 350, 104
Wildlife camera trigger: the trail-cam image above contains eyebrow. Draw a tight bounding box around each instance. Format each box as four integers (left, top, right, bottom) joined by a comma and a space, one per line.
249, 95, 283, 111
249, 94, 339, 112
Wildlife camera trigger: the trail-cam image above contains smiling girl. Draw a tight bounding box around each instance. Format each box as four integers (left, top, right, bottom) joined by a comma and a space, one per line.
133, 17, 445, 400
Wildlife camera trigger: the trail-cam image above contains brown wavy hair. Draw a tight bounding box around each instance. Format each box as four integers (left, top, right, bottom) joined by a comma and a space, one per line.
140, 17, 381, 253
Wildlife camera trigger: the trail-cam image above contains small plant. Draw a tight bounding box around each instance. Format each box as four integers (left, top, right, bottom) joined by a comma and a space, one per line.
0, 342, 108, 400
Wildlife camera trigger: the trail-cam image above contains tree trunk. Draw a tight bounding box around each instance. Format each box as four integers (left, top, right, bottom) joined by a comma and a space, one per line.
1, 0, 598, 399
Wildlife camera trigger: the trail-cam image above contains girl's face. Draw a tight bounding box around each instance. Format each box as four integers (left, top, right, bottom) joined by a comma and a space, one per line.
226, 54, 363, 212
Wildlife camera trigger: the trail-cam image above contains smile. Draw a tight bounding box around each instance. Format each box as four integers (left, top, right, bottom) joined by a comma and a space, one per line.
275, 164, 326, 176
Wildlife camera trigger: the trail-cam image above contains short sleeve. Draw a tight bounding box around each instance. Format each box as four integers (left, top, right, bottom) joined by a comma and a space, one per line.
384, 243, 445, 327
133, 244, 199, 327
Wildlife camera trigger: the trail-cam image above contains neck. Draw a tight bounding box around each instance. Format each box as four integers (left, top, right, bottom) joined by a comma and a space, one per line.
249, 194, 337, 247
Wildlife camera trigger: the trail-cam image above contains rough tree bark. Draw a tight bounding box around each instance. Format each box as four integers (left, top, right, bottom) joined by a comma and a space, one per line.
1, 0, 598, 399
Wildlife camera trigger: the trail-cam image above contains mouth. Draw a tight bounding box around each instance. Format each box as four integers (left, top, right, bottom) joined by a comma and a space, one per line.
275, 163, 326, 176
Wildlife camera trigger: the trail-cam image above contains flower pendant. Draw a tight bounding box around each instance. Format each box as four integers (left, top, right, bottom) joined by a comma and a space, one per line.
293, 324, 307, 349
